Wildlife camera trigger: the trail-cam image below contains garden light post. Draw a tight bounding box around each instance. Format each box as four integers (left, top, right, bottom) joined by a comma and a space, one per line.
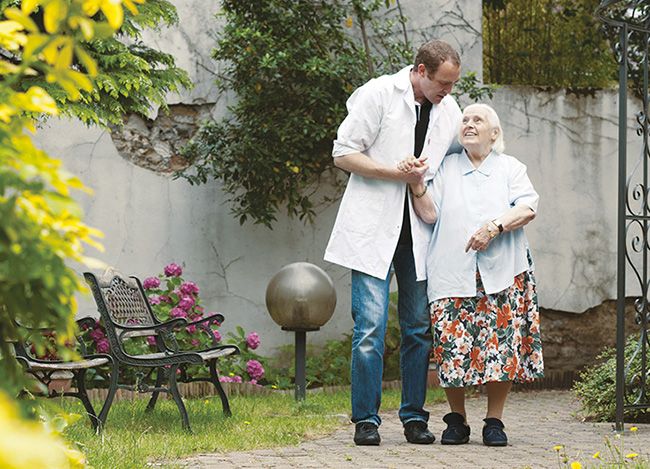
265, 262, 336, 400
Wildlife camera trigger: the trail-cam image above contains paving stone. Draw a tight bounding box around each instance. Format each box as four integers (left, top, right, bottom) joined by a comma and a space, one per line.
180, 390, 650, 468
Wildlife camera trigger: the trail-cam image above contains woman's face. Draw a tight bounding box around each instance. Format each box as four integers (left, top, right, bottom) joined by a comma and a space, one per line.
460, 108, 496, 153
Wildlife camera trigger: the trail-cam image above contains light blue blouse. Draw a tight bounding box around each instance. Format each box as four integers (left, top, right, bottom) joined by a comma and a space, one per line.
426, 150, 539, 302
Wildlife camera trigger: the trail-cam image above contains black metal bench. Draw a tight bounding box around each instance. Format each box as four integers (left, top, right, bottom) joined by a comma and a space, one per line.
84, 269, 240, 431
12, 317, 119, 433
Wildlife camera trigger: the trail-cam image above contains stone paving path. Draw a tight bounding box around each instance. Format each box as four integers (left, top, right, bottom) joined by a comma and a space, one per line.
182, 390, 650, 468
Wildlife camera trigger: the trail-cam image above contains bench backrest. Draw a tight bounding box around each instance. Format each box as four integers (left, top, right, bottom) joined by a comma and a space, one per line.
84, 269, 159, 356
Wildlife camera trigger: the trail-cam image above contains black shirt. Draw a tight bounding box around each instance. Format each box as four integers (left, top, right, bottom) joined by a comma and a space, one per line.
397, 100, 433, 247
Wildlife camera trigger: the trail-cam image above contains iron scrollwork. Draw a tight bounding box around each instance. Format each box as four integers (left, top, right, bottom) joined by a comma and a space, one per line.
597, 0, 650, 430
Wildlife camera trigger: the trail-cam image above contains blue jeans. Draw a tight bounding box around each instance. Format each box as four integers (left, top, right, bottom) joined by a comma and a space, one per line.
350, 244, 431, 427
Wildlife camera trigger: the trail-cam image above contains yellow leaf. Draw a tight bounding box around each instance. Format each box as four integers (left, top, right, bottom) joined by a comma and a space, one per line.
27, 86, 59, 115
60, 82, 81, 100
23, 34, 48, 60
81, 0, 101, 16
43, 0, 68, 33
0, 20, 26, 50
74, 45, 97, 75
4, 8, 39, 33
0, 60, 20, 75
13, 87, 59, 115
0, 104, 15, 123
42, 36, 67, 65
21, 0, 40, 15
100, 0, 124, 30
345, 16, 353, 28
76, 17, 95, 41
122, 0, 140, 15
55, 41, 73, 70
65, 70, 93, 92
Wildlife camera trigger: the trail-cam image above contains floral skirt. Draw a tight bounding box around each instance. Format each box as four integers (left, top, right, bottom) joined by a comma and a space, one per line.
430, 269, 544, 388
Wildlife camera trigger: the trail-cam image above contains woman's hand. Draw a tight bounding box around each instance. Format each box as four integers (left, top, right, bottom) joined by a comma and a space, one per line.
397, 156, 429, 185
465, 224, 496, 252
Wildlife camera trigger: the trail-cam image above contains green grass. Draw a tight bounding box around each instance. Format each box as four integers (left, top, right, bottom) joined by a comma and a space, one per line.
60, 387, 446, 469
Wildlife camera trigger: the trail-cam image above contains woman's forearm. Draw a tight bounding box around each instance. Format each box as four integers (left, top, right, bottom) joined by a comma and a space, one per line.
409, 182, 437, 224
495, 204, 536, 232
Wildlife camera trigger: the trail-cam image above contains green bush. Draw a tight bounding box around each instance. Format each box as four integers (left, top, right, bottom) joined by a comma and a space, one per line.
573, 334, 650, 421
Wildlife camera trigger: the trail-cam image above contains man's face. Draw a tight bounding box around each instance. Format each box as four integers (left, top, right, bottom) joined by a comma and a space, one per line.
417, 61, 461, 104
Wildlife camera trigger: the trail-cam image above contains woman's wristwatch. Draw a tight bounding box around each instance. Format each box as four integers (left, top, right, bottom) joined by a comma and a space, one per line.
487, 219, 503, 239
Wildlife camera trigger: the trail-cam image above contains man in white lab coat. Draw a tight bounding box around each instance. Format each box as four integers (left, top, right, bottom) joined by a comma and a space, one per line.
324, 40, 462, 445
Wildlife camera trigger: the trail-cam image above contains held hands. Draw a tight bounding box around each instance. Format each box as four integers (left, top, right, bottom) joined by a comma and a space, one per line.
397, 156, 429, 185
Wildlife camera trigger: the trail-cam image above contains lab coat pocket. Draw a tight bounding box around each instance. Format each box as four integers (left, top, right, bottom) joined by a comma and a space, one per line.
344, 190, 385, 235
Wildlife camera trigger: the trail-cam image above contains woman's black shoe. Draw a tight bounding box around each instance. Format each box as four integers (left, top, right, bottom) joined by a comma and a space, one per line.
354, 422, 381, 446
482, 417, 508, 446
441, 412, 471, 444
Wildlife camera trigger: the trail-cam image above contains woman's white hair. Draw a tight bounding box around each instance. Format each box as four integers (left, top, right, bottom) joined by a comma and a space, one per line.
463, 103, 505, 154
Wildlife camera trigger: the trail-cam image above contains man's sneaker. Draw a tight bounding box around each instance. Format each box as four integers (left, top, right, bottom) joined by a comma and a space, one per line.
441, 412, 471, 445
354, 422, 380, 446
482, 417, 508, 446
403, 420, 435, 444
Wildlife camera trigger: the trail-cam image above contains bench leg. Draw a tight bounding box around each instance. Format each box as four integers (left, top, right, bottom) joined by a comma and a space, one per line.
145, 368, 164, 413
75, 368, 100, 432
208, 359, 232, 417
168, 364, 191, 432
97, 360, 119, 433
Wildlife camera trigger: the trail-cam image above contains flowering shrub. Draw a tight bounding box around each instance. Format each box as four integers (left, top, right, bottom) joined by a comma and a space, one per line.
217, 327, 268, 385
83, 262, 270, 385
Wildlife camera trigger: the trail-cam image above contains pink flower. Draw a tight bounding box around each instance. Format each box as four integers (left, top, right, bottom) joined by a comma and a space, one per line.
246, 332, 260, 350
146, 336, 157, 346
159, 295, 172, 304
89, 328, 105, 342
96, 339, 110, 353
170, 307, 187, 318
246, 359, 265, 381
149, 295, 161, 305
143, 277, 161, 290
191, 338, 200, 347
232, 375, 243, 383
212, 329, 222, 342
178, 296, 195, 311
180, 281, 200, 296
164, 263, 183, 277
186, 325, 197, 334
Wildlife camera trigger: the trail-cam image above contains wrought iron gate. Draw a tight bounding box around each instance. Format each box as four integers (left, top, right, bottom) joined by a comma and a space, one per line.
596, 0, 650, 431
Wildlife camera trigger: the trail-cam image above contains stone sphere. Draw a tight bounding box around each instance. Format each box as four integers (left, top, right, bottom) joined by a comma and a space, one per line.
265, 262, 337, 331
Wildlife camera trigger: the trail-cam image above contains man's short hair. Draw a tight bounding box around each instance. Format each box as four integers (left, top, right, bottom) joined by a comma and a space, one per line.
414, 40, 461, 76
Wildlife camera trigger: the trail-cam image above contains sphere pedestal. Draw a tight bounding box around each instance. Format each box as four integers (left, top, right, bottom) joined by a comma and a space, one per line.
266, 262, 336, 401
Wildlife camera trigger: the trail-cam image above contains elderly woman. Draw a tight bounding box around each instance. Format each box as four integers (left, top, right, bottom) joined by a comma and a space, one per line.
400, 103, 544, 446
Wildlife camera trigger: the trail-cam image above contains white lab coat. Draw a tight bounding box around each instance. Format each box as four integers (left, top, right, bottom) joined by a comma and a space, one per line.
324, 66, 462, 280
